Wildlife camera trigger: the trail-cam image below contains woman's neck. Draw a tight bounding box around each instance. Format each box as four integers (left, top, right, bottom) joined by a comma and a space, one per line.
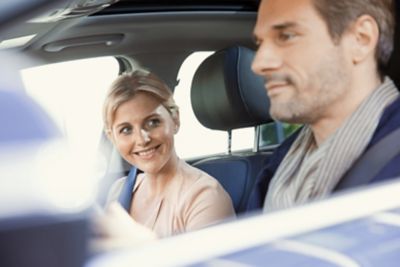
145, 154, 180, 196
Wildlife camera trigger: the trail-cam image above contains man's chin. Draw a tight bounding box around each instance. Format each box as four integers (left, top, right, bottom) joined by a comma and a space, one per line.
270, 109, 306, 124
270, 106, 294, 123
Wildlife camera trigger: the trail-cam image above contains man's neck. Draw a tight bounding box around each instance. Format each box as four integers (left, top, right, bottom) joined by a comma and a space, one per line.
311, 74, 382, 146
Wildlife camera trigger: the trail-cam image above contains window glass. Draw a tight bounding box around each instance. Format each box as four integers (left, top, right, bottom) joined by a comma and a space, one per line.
21, 57, 120, 172
259, 122, 302, 147
231, 128, 254, 151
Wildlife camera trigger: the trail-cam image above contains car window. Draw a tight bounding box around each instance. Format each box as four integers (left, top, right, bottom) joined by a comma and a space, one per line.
260, 122, 302, 147
20, 54, 300, 166
20, 57, 120, 174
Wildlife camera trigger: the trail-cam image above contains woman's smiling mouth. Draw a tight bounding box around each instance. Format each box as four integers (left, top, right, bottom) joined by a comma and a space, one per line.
134, 145, 161, 159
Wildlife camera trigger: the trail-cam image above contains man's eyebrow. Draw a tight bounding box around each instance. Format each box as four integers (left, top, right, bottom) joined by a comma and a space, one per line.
253, 21, 301, 42
272, 22, 299, 30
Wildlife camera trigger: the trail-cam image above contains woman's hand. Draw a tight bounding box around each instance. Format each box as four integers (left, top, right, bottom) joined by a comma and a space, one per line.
90, 202, 157, 252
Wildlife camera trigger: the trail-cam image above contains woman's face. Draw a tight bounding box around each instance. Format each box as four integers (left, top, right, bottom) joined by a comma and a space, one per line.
109, 91, 179, 175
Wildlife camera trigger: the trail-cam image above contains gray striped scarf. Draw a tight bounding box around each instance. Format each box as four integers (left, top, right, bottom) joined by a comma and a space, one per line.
264, 77, 399, 212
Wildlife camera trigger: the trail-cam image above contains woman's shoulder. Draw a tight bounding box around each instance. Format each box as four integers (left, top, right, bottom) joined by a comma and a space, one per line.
177, 163, 235, 228
179, 163, 231, 203
106, 173, 146, 203
182, 163, 223, 189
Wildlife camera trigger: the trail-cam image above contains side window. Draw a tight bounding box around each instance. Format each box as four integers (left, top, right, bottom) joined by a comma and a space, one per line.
259, 122, 302, 147
21, 57, 120, 172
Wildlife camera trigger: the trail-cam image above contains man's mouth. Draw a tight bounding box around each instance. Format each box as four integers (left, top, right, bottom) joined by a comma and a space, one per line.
266, 81, 288, 90
265, 81, 290, 96
264, 73, 294, 94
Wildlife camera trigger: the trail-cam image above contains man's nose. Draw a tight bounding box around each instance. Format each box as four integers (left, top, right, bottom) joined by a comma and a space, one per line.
252, 43, 282, 76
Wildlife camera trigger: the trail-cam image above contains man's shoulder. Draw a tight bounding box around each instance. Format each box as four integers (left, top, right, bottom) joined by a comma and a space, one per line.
271, 127, 302, 161
370, 96, 400, 146
363, 96, 400, 184
254, 128, 302, 184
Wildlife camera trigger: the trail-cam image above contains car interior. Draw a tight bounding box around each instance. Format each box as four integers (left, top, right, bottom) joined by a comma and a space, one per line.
5, 0, 271, 213
190, 45, 273, 213
2, 0, 400, 266
0, 2, 266, 266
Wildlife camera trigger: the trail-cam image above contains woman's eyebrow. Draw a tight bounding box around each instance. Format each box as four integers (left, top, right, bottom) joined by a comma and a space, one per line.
115, 112, 161, 128
115, 121, 130, 129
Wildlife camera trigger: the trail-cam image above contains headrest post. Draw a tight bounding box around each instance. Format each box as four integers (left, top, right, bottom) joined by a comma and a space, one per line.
253, 126, 261, 153
227, 130, 232, 154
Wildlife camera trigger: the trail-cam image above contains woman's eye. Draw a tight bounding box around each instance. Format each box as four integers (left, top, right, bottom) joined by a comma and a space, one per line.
146, 118, 161, 129
119, 126, 132, 135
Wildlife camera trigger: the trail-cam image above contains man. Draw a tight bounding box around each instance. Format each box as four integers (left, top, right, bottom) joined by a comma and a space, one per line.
248, 0, 400, 212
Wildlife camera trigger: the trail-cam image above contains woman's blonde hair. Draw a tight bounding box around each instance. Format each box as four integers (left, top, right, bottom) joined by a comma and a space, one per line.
103, 69, 179, 132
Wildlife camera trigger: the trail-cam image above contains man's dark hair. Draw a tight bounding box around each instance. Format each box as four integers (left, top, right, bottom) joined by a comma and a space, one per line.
312, 0, 396, 75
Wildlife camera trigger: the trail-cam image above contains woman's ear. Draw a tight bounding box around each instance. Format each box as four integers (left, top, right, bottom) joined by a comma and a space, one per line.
105, 128, 114, 143
172, 109, 180, 134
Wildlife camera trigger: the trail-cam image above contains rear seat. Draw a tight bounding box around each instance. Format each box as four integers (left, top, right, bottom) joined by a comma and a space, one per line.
190, 46, 273, 214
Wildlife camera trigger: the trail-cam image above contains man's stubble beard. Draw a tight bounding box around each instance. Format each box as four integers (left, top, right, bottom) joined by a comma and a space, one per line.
269, 49, 350, 125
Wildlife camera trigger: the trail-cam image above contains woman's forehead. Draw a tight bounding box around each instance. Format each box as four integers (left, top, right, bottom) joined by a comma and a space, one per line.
112, 93, 170, 125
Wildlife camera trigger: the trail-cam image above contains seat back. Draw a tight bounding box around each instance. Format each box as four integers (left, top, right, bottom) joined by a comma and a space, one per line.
192, 153, 272, 213
190, 46, 273, 214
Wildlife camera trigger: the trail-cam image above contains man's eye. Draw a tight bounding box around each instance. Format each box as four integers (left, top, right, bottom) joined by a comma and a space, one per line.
277, 32, 297, 43
146, 118, 161, 129
119, 127, 132, 135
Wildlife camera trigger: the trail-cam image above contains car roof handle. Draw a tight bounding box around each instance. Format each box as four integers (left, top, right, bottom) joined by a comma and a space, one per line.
43, 33, 123, 52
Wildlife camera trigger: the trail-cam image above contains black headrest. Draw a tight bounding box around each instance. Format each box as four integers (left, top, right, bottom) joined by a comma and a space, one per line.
191, 46, 272, 131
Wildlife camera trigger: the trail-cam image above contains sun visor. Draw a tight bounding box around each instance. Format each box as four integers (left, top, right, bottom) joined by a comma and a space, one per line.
29, 0, 120, 22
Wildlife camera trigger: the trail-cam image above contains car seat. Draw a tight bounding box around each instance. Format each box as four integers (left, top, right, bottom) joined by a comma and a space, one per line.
190, 45, 273, 214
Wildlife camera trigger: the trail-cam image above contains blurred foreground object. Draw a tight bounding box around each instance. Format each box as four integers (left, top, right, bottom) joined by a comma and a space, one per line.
90, 202, 157, 253
88, 180, 400, 267
0, 51, 94, 267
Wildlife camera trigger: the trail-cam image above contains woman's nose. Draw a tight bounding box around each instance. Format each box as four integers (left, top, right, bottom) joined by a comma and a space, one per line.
135, 129, 151, 146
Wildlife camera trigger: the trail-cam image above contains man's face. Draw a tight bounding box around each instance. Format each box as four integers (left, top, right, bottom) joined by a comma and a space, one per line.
252, 0, 352, 124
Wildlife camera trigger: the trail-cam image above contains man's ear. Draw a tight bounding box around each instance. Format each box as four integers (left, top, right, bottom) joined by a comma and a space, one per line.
350, 14, 379, 64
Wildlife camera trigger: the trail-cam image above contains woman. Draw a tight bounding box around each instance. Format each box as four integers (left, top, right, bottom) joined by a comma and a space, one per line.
102, 69, 235, 238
